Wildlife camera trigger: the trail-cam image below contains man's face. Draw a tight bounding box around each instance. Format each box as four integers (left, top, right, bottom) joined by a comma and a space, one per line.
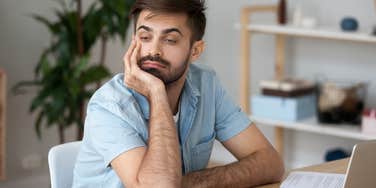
135, 10, 193, 85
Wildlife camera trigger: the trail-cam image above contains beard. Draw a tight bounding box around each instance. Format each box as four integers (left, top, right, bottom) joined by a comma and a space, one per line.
137, 54, 190, 85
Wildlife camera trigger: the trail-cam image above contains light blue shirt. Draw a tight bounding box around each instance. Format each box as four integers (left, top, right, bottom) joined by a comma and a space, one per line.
73, 64, 251, 188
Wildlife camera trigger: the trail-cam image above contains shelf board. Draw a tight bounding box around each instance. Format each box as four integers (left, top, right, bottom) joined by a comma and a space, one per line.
251, 116, 376, 140
245, 24, 376, 43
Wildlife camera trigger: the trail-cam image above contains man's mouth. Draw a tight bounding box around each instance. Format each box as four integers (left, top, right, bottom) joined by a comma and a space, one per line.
141, 60, 167, 69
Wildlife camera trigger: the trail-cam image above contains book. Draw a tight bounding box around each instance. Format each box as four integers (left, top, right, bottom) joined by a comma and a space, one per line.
260, 78, 315, 92
262, 88, 315, 97
260, 78, 315, 97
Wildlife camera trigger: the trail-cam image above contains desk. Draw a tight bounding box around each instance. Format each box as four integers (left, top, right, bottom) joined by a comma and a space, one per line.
256, 158, 350, 188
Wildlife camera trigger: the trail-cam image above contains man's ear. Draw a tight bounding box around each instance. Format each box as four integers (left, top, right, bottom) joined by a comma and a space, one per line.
190, 40, 205, 62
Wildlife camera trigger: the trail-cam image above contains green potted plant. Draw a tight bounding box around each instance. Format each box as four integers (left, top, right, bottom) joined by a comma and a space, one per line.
13, 0, 135, 143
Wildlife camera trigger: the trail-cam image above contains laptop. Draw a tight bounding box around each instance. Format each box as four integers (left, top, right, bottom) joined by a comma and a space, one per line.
280, 140, 376, 188
343, 140, 376, 188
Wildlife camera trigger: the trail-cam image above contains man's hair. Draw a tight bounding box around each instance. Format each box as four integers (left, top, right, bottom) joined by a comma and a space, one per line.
130, 0, 206, 42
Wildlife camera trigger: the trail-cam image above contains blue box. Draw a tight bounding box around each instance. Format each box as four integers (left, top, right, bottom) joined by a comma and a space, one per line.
251, 94, 316, 121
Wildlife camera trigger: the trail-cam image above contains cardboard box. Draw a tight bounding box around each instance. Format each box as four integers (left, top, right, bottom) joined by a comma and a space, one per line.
251, 94, 316, 121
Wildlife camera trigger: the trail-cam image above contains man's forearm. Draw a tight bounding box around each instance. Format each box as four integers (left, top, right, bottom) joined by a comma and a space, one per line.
182, 147, 284, 188
137, 89, 182, 187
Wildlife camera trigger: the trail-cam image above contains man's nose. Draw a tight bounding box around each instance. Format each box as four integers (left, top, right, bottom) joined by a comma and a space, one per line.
149, 40, 162, 57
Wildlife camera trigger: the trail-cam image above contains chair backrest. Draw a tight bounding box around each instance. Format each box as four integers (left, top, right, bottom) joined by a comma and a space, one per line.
48, 141, 82, 188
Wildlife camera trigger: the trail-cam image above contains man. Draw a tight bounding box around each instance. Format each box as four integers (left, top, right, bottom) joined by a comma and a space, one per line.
73, 0, 284, 187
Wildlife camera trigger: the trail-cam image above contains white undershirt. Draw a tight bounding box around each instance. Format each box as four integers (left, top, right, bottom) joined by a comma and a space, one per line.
173, 100, 181, 124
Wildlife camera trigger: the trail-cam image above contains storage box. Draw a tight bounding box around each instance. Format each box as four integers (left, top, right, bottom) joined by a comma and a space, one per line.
251, 94, 316, 121
362, 109, 376, 135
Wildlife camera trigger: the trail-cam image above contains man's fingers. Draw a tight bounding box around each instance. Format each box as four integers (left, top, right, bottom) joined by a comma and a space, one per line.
130, 40, 141, 71
124, 38, 136, 75
124, 38, 136, 63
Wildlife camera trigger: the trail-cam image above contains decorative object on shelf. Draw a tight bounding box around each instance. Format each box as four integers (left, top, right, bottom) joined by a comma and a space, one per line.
340, 17, 359, 31
317, 81, 367, 125
362, 109, 376, 135
252, 94, 316, 122
292, 4, 318, 28
301, 17, 317, 29
324, 148, 350, 162
253, 78, 317, 121
12, 0, 135, 143
292, 5, 302, 26
278, 0, 287, 25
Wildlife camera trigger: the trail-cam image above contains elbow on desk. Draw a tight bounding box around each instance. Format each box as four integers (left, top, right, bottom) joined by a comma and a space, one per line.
277, 158, 285, 182
274, 157, 285, 182
269, 148, 285, 183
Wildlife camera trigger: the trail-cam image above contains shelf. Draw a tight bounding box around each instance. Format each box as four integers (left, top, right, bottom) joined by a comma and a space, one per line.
251, 116, 376, 140
239, 5, 376, 155
245, 24, 376, 43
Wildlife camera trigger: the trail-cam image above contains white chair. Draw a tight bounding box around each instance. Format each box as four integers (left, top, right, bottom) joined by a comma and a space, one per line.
48, 141, 82, 188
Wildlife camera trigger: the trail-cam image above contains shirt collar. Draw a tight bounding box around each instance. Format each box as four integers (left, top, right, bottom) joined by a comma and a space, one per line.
130, 66, 200, 120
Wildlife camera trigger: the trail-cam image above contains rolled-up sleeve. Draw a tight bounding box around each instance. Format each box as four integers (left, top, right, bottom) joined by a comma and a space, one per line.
214, 75, 252, 142
87, 102, 146, 167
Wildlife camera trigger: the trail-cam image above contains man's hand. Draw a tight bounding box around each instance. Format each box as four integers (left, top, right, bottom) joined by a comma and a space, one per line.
123, 37, 165, 99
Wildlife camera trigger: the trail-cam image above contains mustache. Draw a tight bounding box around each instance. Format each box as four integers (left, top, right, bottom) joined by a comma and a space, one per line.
137, 55, 170, 67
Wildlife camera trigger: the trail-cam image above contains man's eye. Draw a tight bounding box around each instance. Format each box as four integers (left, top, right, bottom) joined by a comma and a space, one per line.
140, 36, 150, 41
165, 39, 177, 44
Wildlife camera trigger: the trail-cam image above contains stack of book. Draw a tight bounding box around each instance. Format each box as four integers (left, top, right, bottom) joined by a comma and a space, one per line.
251, 78, 317, 121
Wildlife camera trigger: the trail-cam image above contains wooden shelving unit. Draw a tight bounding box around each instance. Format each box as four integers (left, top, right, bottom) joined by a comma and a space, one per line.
239, 5, 376, 157
0, 69, 6, 180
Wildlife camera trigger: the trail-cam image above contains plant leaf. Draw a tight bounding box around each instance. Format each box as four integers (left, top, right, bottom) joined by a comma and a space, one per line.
80, 65, 111, 85
32, 14, 60, 34
11, 80, 41, 95
35, 110, 45, 139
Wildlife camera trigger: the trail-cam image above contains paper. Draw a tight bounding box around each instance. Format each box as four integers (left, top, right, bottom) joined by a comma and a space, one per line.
280, 171, 346, 188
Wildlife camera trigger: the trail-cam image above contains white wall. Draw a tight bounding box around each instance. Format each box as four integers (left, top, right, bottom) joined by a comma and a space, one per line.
1, 0, 376, 187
